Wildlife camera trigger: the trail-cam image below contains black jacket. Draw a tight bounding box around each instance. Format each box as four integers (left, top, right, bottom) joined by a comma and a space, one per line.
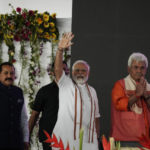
0, 82, 24, 149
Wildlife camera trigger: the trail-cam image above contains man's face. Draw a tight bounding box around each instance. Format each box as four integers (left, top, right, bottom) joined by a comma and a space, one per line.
0, 65, 15, 86
72, 63, 89, 84
128, 60, 147, 82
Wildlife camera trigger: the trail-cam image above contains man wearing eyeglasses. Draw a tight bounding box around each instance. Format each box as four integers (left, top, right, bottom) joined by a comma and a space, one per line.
52, 33, 100, 150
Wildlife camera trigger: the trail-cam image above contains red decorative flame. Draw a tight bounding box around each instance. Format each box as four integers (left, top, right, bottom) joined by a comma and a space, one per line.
43, 130, 53, 143
65, 143, 70, 150
58, 138, 64, 149
51, 133, 59, 145
43, 130, 70, 150
102, 135, 110, 150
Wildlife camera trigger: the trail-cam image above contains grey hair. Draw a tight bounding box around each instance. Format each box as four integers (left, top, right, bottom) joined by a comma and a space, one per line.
128, 52, 148, 68
72, 60, 90, 71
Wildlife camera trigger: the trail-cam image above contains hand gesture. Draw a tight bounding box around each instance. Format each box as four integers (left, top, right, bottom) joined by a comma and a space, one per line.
58, 32, 74, 51
136, 77, 146, 97
143, 80, 149, 99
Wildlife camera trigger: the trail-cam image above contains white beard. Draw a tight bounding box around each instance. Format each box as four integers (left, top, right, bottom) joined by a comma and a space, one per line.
73, 76, 88, 85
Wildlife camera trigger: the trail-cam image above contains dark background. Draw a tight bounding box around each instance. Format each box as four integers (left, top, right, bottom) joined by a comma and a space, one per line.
71, 0, 150, 138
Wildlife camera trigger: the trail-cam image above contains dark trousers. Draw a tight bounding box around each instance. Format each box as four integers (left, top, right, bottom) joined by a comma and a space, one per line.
118, 141, 142, 147
42, 142, 52, 150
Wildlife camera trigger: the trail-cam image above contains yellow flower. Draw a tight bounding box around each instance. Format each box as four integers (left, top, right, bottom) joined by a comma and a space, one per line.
52, 33, 56, 39
44, 22, 49, 28
10, 51, 14, 56
37, 28, 43, 33
51, 13, 56, 18
9, 24, 14, 30
50, 28, 56, 32
7, 34, 13, 39
43, 13, 49, 22
36, 17, 43, 25
38, 35, 43, 38
49, 22, 55, 28
44, 32, 50, 40
4, 14, 8, 19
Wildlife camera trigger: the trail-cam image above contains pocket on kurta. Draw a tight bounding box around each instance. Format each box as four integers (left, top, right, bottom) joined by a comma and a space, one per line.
120, 111, 144, 137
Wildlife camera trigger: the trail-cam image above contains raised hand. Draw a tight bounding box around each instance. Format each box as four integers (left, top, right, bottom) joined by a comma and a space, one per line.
55, 32, 74, 81
58, 32, 74, 51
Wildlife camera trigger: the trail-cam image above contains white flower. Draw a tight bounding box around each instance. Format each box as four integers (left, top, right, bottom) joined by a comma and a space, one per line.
29, 79, 34, 84
30, 61, 35, 66
29, 89, 33, 94
29, 70, 33, 73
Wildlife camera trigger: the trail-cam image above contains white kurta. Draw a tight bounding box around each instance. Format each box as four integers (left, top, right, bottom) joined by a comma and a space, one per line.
52, 71, 100, 150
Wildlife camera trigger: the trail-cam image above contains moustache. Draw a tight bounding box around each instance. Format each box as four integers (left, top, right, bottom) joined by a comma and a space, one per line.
5, 78, 13, 81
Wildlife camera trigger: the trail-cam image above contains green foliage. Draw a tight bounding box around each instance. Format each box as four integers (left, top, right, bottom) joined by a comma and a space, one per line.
0, 3, 59, 63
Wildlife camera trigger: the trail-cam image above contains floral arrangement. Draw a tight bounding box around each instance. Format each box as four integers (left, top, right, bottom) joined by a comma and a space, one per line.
0, 3, 59, 62
0, 4, 72, 150
0, 4, 60, 110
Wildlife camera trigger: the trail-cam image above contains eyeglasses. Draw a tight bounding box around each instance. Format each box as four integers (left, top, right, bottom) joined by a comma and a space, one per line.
74, 69, 87, 73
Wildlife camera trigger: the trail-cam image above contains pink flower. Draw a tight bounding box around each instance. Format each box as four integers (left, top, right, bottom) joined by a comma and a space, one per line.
22, 34, 29, 40
21, 29, 25, 34
12, 59, 16, 63
22, 12, 27, 19
7, 20, 11, 25
29, 10, 34, 16
16, 7, 21, 13
14, 35, 21, 41
28, 31, 32, 35
25, 21, 30, 26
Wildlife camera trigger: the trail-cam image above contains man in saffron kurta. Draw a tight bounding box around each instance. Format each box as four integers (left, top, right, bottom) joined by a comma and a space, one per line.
110, 52, 150, 144
52, 33, 100, 150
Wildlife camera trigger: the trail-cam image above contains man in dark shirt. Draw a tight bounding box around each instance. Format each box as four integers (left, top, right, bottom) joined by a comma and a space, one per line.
29, 61, 69, 150
0, 62, 29, 150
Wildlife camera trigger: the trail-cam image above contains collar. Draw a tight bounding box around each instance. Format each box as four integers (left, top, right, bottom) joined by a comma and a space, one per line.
128, 75, 137, 85
0, 82, 12, 89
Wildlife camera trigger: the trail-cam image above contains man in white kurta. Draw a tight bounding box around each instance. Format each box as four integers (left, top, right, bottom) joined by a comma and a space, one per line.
52, 33, 100, 150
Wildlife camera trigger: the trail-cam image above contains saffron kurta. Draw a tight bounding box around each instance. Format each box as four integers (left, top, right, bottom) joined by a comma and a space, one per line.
110, 75, 150, 141
52, 71, 100, 150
